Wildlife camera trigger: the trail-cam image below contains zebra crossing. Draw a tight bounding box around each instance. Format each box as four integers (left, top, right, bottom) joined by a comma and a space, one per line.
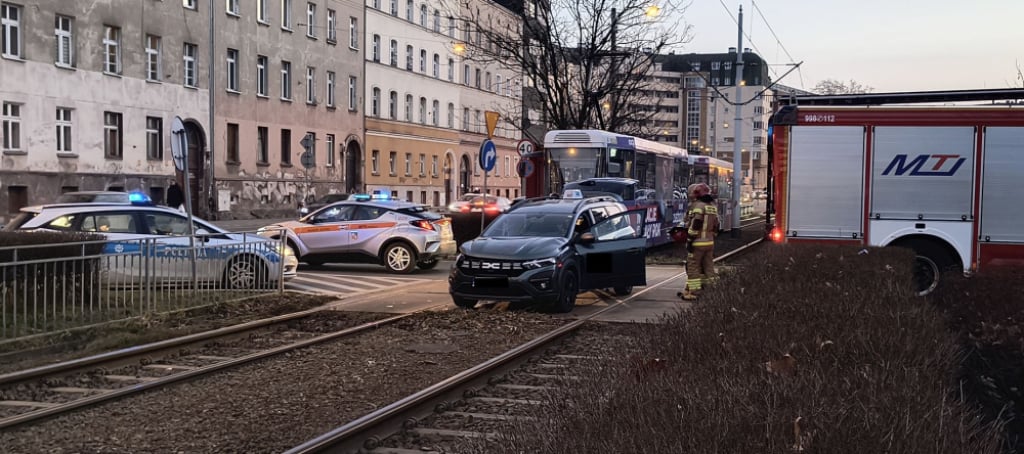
285, 271, 431, 296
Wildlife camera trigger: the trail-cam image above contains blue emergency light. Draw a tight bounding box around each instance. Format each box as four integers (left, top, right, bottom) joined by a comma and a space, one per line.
129, 191, 154, 205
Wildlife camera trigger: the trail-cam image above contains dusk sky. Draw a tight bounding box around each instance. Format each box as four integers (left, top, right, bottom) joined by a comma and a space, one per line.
677, 0, 1023, 93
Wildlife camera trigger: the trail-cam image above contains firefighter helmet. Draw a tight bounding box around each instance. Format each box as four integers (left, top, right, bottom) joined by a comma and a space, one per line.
687, 183, 711, 199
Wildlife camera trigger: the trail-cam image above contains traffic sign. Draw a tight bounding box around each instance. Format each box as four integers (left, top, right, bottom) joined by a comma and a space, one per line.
485, 111, 500, 138
516, 139, 535, 156
300, 150, 315, 169
170, 116, 187, 172
516, 158, 535, 178
479, 139, 497, 172
300, 133, 315, 152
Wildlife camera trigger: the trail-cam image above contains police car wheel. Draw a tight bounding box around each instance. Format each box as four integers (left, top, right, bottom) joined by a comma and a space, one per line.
383, 243, 416, 274
417, 258, 440, 270
225, 255, 267, 289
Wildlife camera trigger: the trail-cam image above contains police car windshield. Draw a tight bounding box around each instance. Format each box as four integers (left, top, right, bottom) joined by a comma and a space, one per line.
481, 212, 573, 238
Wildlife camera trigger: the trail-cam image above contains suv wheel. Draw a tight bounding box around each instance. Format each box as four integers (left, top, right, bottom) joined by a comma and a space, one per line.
551, 269, 578, 313
382, 242, 416, 274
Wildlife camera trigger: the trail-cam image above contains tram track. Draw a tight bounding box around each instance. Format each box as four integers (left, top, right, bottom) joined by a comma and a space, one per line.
0, 306, 426, 431
285, 236, 763, 454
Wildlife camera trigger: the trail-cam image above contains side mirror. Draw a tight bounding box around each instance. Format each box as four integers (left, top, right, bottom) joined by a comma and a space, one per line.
195, 228, 212, 242
578, 232, 596, 244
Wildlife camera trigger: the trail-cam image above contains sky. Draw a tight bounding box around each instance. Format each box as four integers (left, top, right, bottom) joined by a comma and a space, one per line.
675, 0, 1024, 93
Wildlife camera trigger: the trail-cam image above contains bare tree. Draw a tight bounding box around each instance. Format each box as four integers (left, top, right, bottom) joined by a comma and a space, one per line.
447, 0, 692, 139
812, 78, 874, 95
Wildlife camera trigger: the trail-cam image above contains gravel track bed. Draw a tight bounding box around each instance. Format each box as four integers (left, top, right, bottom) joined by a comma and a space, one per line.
0, 309, 566, 453
377, 323, 645, 453
0, 312, 387, 407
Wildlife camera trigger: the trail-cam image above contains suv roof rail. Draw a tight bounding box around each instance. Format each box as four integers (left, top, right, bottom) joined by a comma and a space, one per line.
572, 195, 618, 211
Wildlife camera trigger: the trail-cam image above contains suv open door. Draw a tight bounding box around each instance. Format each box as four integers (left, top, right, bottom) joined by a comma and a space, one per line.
578, 211, 647, 291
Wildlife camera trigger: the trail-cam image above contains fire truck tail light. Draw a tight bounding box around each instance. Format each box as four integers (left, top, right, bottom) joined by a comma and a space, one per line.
770, 228, 784, 243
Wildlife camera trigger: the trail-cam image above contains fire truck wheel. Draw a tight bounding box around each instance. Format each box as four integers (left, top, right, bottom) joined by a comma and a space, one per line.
901, 240, 955, 296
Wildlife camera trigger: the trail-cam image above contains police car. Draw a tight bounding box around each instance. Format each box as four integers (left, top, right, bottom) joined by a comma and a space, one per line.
448, 189, 648, 313
258, 192, 456, 273
5, 193, 297, 289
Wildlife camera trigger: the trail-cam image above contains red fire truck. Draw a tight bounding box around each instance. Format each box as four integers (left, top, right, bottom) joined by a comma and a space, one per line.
767, 90, 1024, 295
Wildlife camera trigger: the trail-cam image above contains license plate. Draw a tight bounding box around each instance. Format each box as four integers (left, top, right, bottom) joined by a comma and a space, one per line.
473, 277, 508, 288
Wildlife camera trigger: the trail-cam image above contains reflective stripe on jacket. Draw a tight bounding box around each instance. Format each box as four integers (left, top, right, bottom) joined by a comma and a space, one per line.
685, 201, 719, 247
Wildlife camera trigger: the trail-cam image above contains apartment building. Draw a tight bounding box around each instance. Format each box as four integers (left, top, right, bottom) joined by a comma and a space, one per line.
0, 0, 364, 220
362, 0, 521, 206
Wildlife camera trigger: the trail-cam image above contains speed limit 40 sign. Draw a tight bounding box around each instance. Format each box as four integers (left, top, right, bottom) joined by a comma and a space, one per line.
516, 139, 535, 156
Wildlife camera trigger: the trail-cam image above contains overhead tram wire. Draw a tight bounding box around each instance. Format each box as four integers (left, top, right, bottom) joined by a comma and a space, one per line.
750, 0, 804, 88
716, 0, 777, 79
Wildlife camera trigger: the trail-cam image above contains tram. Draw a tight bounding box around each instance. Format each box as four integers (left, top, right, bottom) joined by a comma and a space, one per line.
531, 129, 735, 246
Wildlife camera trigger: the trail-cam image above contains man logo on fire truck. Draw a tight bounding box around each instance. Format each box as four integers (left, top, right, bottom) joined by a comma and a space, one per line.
881, 154, 967, 177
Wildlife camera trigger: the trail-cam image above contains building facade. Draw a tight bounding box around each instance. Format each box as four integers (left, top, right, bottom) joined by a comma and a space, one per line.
362, 0, 522, 207
0, 0, 364, 221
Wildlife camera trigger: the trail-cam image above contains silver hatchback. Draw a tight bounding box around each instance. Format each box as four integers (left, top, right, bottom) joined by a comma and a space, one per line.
259, 198, 456, 273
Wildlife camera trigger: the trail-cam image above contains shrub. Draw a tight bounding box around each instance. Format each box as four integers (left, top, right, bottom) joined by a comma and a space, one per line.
489, 244, 1005, 454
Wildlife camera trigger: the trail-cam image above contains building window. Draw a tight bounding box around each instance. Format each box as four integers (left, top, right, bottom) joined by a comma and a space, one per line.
419, 49, 426, 72
711, 61, 720, 70
405, 0, 413, 21
389, 151, 396, 175
753, 136, 764, 145
432, 10, 440, 32
419, 4, 427, 27
183, 0, 196, 9
418, 97, 426, 124
432, 54, 439, 78
257, 55, 268, 96
753, 120, 763, 130
724, 77, 732, 85
103, 25, 121, 74
227, 0, 239, 15
281, 128, 292, 164
257, 126, 269, 163
389, 0, 397, 16
103, 111, 122, 159
389, 39, 397, 66
447, 103, 454, 128
388, 91, 397, 119
371, 87, 380, 117
306, 2, 316, 37
371, 34, 380, 62
56, 107, 72, 153
463, 64, 469, 85
1, 3, 21, 58
281, 0, 292, 29
257, 0, 268, 22
349, 17, 358, 49
474, 110, 481, 133
474, 68, 481, 88
2, 102, 21, 151
431, 100, 439, 126
432, 155, 438, 176
281, 60, 292, 99
404, 94, 412, 121
462, 107, 469, 130
226, 48, 239, 91
306, 66, 316, 103
404, 152, 412, 175
225, 123, 239, 162
183, 43, 197, 87
371, 149, 379, 174
405, 45, 413, 70
448, 17, 455, 37
447, 58, 454, 81
55, 15, 74, 67
724, 61, 732, 71
326, 134, 335, 166
326, 71, 336, 107
146, 116, 163, 160
496, 74, 502, 94
326, 9, 337, 42
486, 72, 491, 91
348, 76, 357, 110
419, 153, 425, 175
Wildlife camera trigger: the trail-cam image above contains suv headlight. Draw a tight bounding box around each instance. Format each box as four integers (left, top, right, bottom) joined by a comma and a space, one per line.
278, 244, 296, 257
522, 257, 557, 270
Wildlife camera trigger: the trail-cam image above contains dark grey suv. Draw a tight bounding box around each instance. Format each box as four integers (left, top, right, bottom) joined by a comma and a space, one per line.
448, 192, 647, 313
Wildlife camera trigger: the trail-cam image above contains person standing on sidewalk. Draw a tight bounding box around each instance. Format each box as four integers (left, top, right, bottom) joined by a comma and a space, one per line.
679, 182, 719, 301
166, 180, 185, 211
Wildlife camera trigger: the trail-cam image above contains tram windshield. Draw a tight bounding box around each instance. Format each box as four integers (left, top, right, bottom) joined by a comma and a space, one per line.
546, 147, 604, 183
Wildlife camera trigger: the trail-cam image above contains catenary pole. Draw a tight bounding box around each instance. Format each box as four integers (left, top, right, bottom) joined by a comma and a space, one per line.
731, 5, 744, 238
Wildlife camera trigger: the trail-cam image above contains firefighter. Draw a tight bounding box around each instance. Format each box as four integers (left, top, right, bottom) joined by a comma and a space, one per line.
679, 182, 719, 301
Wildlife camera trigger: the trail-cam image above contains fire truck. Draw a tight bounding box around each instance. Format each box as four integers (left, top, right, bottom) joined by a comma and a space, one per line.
767, 89, 1024, 295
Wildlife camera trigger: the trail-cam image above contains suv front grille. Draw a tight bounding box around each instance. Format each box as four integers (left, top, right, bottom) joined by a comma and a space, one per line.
459, 257, 526, 277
